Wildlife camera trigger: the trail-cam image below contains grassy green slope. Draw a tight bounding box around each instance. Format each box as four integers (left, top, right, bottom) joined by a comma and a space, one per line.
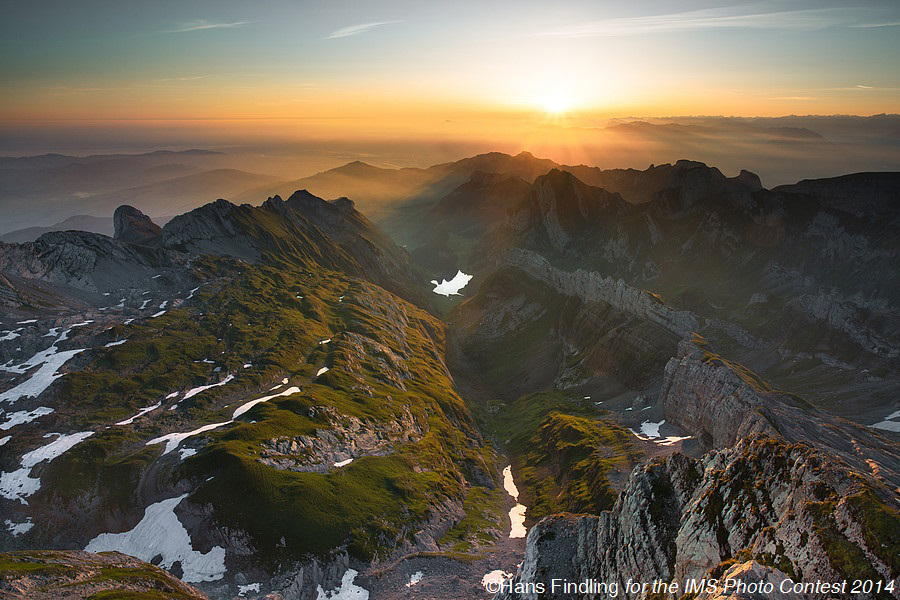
34, 255, 491, 565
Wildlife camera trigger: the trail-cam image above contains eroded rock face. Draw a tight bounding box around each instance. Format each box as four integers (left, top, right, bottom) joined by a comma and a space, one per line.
0, 231, 181, 293
113, 204, 162, 245
260, 405, 427, 473
660, 339, 900, 486
500, 248, 699, 337
497, 436, 898, 600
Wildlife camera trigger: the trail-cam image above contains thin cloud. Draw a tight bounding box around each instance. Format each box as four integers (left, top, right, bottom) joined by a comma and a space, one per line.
538, 7, 864, 37
851, 21, 900, 28
159, 75, 214, 82
326, 21, 401, 39
163, 20, 253, 34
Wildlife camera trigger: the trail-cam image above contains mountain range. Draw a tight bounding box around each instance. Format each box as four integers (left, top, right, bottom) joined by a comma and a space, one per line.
0, 151, 897, 599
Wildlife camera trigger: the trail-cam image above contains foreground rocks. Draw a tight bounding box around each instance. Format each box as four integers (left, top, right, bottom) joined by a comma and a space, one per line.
496, 436, 898, 600
0, 550, 207, 599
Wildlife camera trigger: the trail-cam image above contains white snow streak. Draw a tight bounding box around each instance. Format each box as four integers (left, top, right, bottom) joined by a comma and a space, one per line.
115, 402, 162, 426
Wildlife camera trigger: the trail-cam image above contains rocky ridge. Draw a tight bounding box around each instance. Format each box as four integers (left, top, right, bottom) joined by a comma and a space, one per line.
500, 248, 699, 337
660, 337, 900, 487
497, 436, 899, 600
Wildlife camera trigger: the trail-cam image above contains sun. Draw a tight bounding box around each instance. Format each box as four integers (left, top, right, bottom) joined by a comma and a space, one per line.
541, 90, 573, 116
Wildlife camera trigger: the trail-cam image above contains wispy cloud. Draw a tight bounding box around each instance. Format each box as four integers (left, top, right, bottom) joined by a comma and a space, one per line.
538, 6, 867, 37
162, 20, 252, 34
159, 75, 214, 82
326, 21, 401, 39
851, 21, 900, 28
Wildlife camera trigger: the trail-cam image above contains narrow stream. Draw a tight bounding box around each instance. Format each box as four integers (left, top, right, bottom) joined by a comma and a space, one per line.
502, 465, 527, 539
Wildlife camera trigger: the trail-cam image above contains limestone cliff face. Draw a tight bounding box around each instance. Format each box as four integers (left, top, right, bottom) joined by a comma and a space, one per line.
660, 339, 900, 486
500, 248, 699, 337
497, 437, 898, 600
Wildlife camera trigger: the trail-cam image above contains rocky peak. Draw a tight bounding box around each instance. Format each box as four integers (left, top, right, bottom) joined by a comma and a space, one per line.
509, 170, 627, 250
737, 169, 763, 191
283, 189, 356, 224
113, 204, 162, 245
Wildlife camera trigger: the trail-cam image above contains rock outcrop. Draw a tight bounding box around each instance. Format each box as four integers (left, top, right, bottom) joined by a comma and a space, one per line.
0, 550, 207, 599
0, 231, 182, 293
497, 436, 899, 600
660, 337, 900, 486
260, 405, 427, 473
113, 204, 162, 245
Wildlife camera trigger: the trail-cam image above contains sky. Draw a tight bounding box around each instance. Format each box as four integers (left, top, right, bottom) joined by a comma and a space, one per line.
1, 0, 899, 132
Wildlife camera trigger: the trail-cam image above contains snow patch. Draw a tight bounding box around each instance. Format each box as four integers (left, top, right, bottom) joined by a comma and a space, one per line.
105, 339, 127, 347
16, 320, 37, 325
0, 326, 88, 404
150, 310, 167, 318
0, 431, 94, 503
629, 420, 693, 446
239, 583, 261, 596
315, 569, 368, 599
638, 419, 663, 438
179, 448, 197, 460
406, 571, 424, 587
316, 367, 329, 377
482, 570, 513, 588
871, 409, 900, 432
0, 406, 54, 430
232, 386, 301, 419
430, 270, 473, 297
147, 421, 232, 455
85, 493, 226, 583
334, 458, 353, 468
0, 436, 9, 446
5, 518, 33, 536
